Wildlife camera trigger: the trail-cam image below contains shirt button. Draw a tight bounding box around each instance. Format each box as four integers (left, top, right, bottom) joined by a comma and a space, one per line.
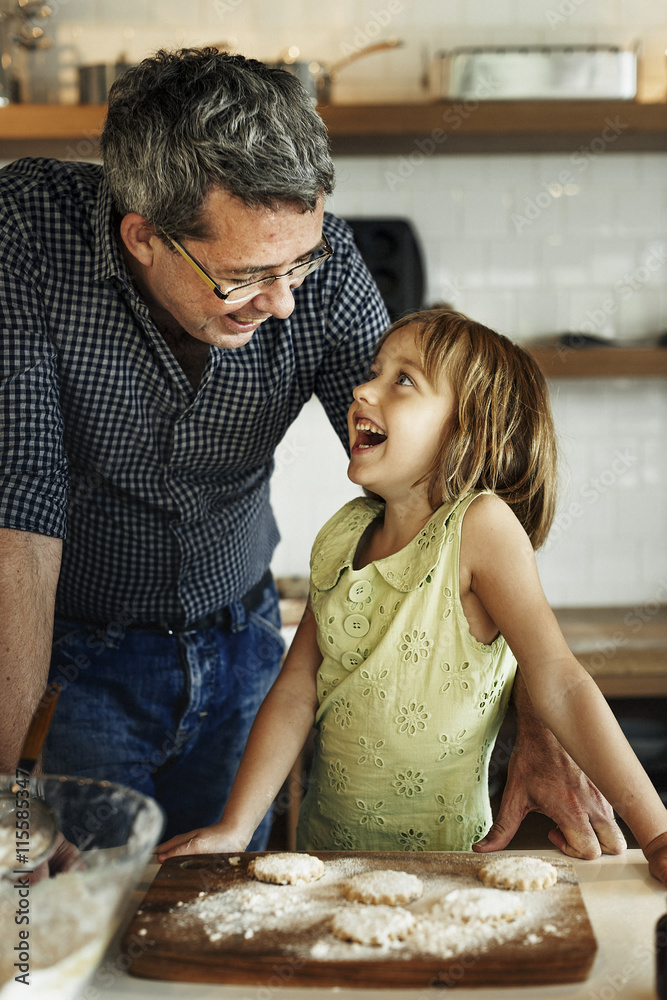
348, 580, 372, 601
342, 651, 364, 670
344, 614, 370, 638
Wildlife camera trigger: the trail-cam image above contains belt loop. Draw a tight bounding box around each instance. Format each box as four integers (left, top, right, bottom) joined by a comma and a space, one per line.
229, 599, 247, 633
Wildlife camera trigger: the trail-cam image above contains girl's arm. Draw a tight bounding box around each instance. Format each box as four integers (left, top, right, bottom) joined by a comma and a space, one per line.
156, 601, 321, 860
463, 494, 667, 885
475, 670, 626, 860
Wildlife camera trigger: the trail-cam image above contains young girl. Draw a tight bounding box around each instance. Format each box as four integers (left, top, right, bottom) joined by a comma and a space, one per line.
157, 308, 667, 884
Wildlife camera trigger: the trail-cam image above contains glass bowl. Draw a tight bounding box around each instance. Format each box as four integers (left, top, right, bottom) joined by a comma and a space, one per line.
0, 774, 164, 1000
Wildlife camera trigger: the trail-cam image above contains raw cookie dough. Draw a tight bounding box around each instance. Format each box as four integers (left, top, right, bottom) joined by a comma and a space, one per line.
247, 852, 325, 885
342, 869, 424, 906
429, 887, 525, 923
331, 903, 415, 945
478, 856, 558, 891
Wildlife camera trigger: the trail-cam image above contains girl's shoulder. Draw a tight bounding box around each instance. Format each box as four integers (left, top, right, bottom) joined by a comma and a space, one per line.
461, 491, 523, 527
460, 491, 534, 562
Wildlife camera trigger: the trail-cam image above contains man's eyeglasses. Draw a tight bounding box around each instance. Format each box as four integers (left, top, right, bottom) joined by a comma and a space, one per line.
161, 231, 334, 304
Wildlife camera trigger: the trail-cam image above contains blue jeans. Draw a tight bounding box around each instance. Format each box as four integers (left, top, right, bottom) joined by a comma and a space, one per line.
43, 581, 285, 846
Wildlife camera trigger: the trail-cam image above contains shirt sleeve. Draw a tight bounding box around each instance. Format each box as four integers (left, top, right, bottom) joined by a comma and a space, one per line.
313, 217, 390, 450
0, 217, 69, 538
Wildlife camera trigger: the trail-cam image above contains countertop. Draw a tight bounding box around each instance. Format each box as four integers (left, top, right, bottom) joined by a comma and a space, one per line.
96, 849, 665, 999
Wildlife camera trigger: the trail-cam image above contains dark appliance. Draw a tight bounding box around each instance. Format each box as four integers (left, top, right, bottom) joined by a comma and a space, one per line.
344, 217, 425, 322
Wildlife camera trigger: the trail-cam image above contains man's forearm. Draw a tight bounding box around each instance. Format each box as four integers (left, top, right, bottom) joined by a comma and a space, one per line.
0, 528, 62, 771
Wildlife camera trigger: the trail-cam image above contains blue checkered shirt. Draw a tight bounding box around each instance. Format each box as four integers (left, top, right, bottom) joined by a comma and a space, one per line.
0, 158, 389, 627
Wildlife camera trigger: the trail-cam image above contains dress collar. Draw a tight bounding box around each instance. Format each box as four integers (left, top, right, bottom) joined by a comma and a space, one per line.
310, 495, 468, 593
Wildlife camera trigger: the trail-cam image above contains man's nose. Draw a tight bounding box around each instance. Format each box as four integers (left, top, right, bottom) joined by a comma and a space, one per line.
252, 276, 296, 319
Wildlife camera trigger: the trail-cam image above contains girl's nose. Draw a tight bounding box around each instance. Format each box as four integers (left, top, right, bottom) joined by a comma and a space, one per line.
353, 376, 377, 403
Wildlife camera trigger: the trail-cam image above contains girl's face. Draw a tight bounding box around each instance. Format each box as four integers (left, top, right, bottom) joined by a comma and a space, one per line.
347, 324, 456, 507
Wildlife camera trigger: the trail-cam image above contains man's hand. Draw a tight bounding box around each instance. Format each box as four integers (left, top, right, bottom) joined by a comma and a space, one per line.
473, 670, 627, 859
473, 734, 627, 858
25, 833, 83, 884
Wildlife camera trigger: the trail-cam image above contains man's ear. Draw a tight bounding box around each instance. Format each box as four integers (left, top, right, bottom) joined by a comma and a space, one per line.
119, 213, 158, 267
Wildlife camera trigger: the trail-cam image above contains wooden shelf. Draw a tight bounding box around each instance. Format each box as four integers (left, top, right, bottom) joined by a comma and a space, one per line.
527, 345, 667, 378
554, 606, 667, 698
319, 99, 667, 154
0, 104, 107, 159
0, 100, 665, 156
0, 104, 106, 139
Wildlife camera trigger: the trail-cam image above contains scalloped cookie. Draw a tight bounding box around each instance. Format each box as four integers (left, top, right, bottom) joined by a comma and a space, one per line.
429, 887, 524, 923
331, 903, 415, 945
247, 852, 325, 885
341, 869, 424, 906
477, 856, 558, 891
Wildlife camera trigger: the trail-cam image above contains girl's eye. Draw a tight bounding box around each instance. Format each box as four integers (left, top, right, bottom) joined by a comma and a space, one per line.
397, 372, 414, 386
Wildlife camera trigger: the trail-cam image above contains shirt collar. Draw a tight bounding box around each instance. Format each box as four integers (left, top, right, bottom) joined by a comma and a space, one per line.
91, 177, 133, 287
310, 495, 465, 594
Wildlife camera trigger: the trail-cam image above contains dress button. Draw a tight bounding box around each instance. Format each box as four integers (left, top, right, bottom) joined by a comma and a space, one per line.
348, 580, 372, 602
344, 614, 370, 638
342, 651, 364, 670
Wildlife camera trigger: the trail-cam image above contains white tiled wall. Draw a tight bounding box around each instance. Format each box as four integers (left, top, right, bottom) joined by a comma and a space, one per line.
329, 152, 667, 341
274, 147, 667, 608
18, 0, 667, 607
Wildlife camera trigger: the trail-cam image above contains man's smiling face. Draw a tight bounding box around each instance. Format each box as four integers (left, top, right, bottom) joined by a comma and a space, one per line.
137, 186, 326, 350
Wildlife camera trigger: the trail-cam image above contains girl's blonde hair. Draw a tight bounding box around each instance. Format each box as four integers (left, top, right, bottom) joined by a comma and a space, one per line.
375, 308, 558, 550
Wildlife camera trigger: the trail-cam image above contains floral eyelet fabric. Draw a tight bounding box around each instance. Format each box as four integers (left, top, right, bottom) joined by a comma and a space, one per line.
297, 492, 517, 853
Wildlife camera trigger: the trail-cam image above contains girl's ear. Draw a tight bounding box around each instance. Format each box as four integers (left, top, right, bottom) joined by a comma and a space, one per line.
119, 213, 157, 267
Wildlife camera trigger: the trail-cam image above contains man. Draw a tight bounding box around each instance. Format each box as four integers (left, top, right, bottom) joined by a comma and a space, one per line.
0, 48, 625, 857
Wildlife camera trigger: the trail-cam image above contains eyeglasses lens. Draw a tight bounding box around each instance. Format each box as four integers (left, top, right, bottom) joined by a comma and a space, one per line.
223, 249, 330, 303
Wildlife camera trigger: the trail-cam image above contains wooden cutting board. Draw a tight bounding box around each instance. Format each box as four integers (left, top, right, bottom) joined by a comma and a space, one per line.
123, 851, 597, 989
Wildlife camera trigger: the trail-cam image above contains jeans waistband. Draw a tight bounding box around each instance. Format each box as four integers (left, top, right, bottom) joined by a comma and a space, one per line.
130, 570, 274, 635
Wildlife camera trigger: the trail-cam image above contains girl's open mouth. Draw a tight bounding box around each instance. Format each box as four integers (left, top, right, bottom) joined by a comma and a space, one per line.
354, 418, 387, 450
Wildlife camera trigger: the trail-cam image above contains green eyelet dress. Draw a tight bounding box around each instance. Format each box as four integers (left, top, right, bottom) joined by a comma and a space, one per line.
297, 491, 517, 853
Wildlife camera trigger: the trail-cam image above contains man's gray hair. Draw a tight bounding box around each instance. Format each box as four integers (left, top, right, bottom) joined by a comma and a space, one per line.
101, 48, 335, 240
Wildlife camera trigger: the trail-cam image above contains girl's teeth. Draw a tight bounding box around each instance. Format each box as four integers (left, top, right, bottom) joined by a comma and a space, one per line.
356, 420, 384, 435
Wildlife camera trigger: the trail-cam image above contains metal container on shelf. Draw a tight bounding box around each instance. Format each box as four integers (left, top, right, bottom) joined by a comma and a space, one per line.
78, 59, 134, 103
431, 44, 639, 101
